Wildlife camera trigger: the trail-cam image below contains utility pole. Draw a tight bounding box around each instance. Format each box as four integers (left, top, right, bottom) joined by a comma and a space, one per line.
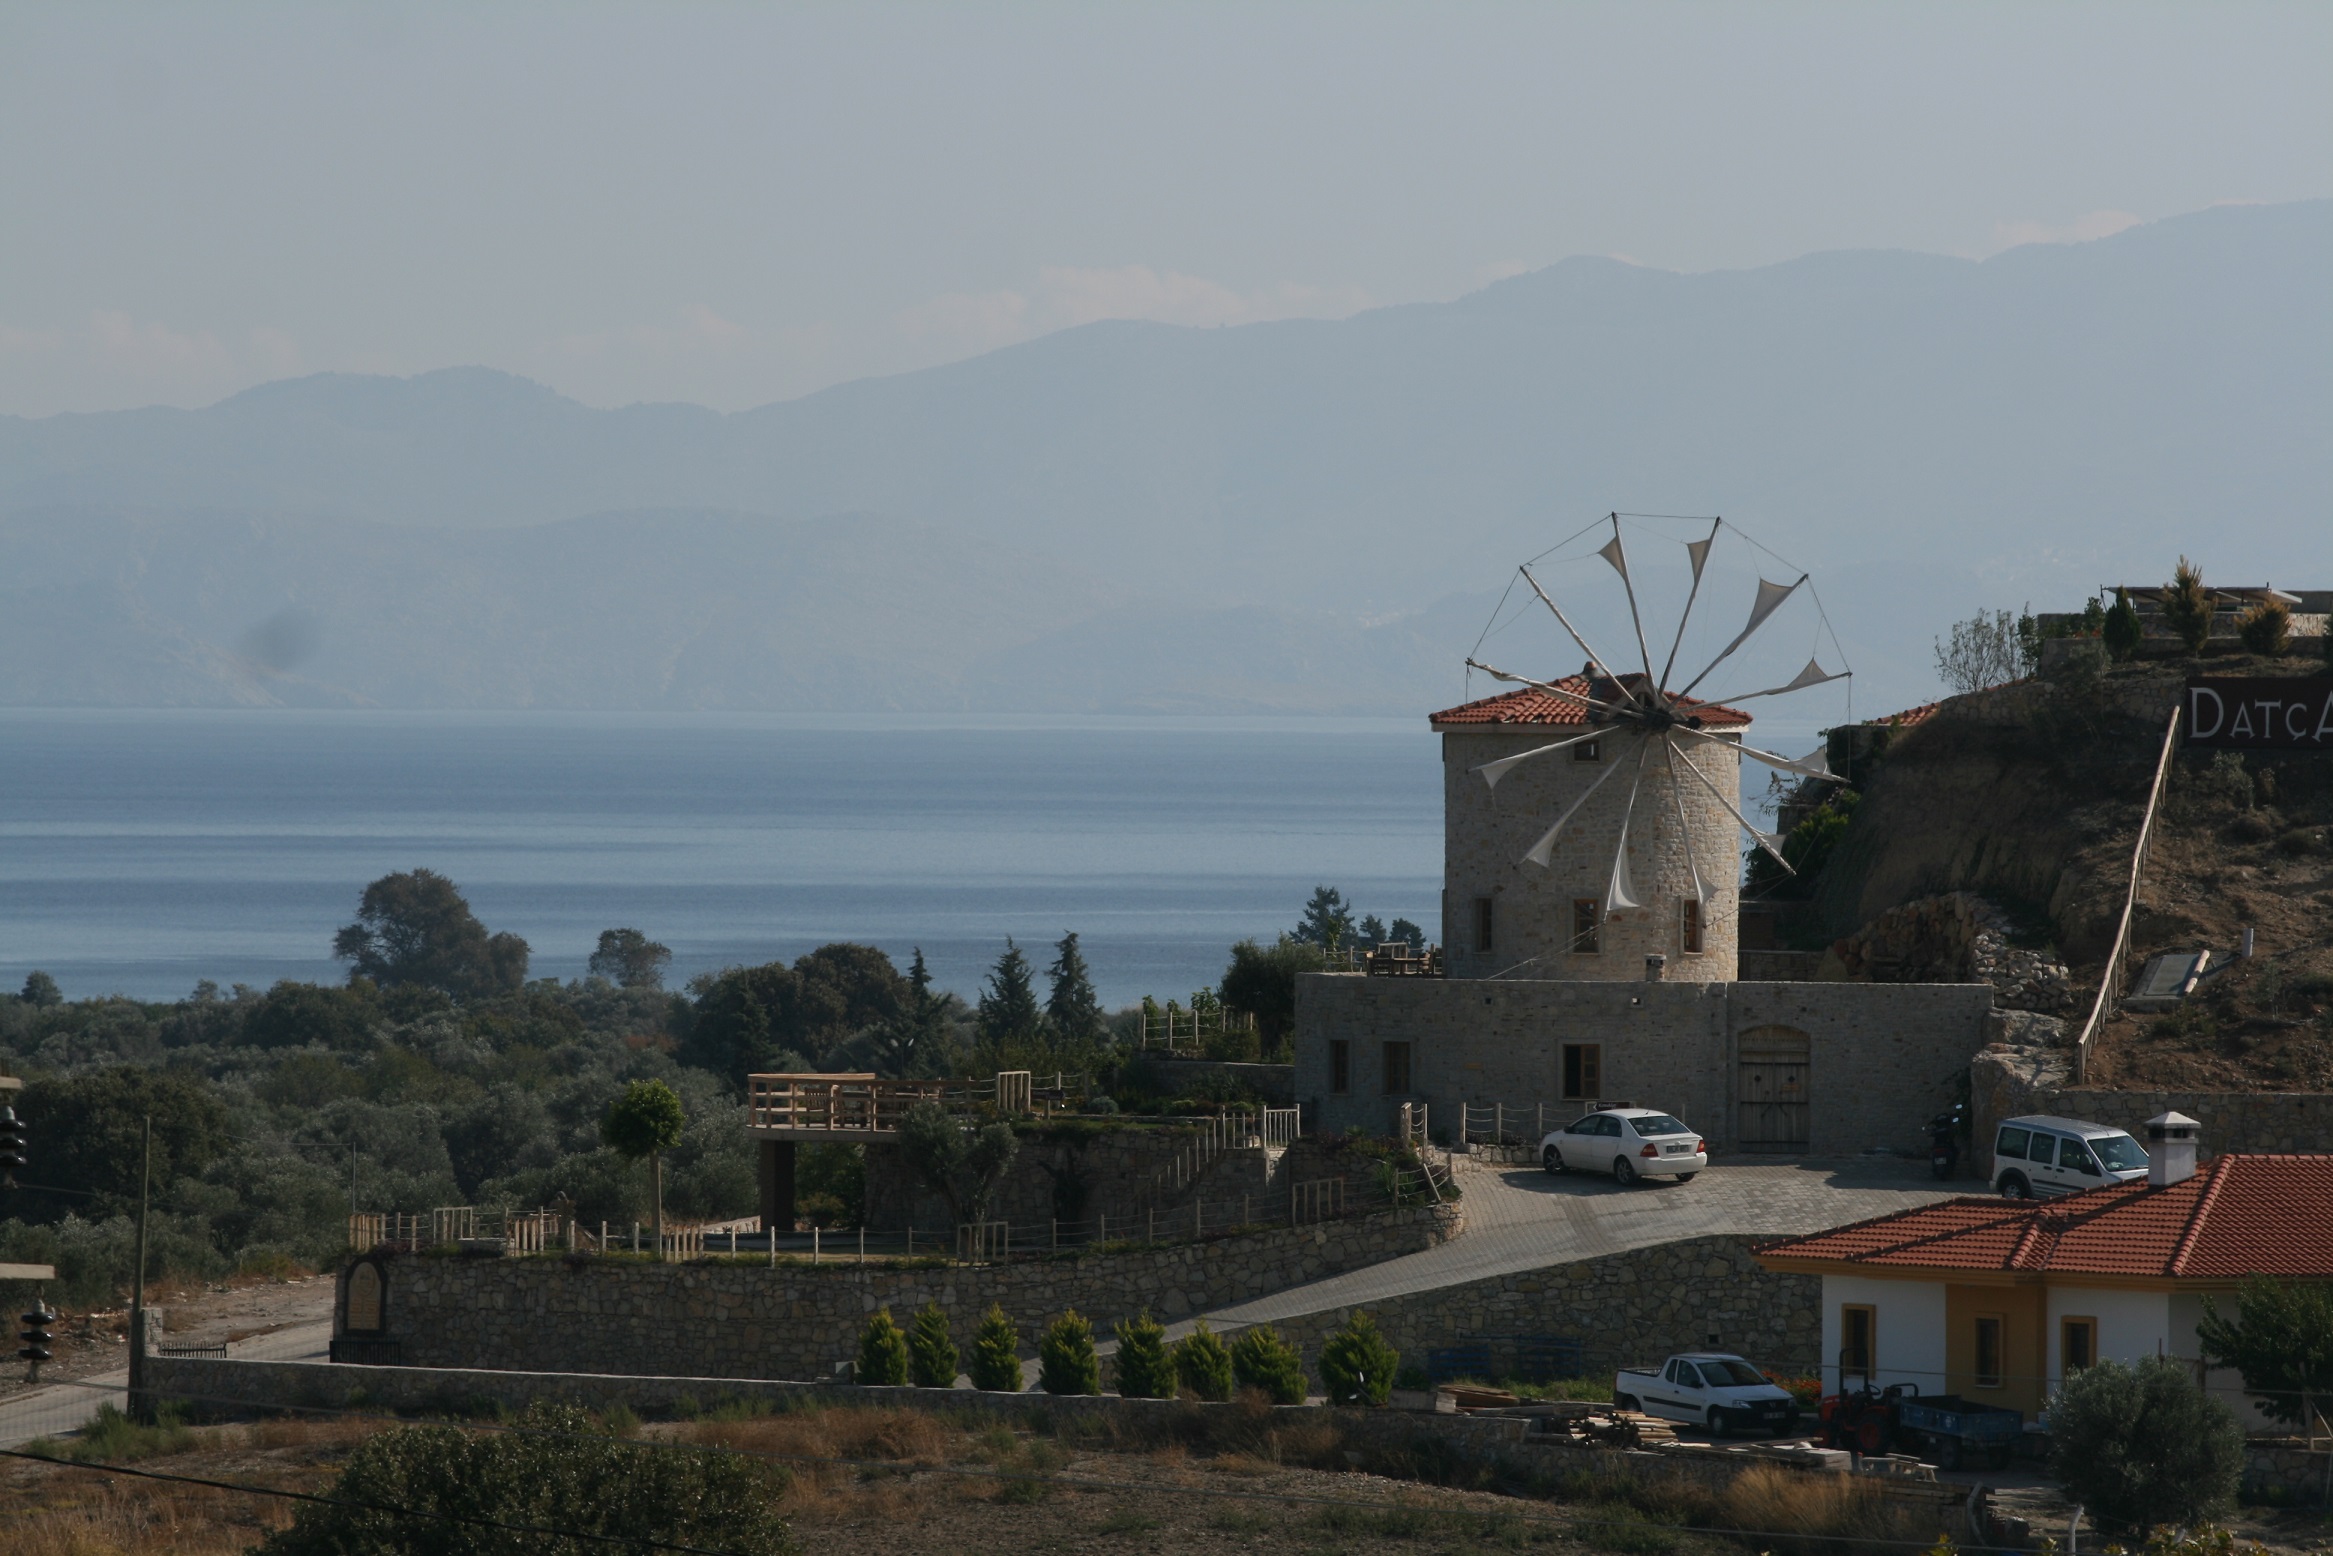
129, 1115, 151, 1421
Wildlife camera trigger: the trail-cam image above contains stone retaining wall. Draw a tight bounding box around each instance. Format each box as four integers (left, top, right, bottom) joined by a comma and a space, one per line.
1256, 1233, 1821, 1383
362, 1202, 1461, 1383
2244, 1440, 2333, 1506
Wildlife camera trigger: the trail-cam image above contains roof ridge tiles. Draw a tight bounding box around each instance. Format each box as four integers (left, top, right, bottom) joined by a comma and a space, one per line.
2167, 1155, 2234, 1279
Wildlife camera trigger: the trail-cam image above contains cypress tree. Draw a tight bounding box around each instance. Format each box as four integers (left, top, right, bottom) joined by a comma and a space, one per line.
968, 1304, 1023, 1392
856, 1307, 909, 1387
1229, 1323, 1306, 1405
1111, 1309, 1175, 1399
1044, 931, 1104, 1045
1038, 1309, 1101, 1396
1173, 1322, 1235, 1402
908, 1302, 958, 1388
1317, 1312, 1398, 1407
976, 938, 1043, 1049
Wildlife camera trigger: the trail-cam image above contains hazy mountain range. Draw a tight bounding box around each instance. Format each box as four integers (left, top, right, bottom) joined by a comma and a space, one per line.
3, 199, 2325, 715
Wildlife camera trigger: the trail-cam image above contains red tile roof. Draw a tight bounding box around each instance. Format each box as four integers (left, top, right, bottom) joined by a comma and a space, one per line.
1866, 701, 1941, 729
1755, 1155, 2333, 1281
1431, 673, 1752, 730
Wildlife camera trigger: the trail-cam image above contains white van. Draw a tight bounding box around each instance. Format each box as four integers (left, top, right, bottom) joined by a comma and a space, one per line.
1992, 1114, 2150, 1198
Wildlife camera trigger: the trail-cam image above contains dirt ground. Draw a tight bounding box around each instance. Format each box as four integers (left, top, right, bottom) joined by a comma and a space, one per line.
0, 1272, 334, 1406
7, 1401, 2331, 1556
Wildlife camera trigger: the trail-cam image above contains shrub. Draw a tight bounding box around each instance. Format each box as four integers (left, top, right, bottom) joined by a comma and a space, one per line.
2048, 1355, 2242, 1531
255, 1400, 792, 1556
1318, 1311, 1400, 1408
856, 1307, 909, 1387
2104, 588, 2144, 661
968, 1304, 1023, 1392
2238, 596, 2292, 656
1111, 1309, 1175, 1399
1173, 1321, 1236, 1401
1038, 1309, 1100, 1396
2160, 558, 2214, 654
1229, 1323, 1307, 1405
908, 1301, 958, 1389
2276, 828, 2320, 857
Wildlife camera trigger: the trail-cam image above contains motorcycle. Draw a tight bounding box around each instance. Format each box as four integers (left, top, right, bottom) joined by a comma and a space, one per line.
1929, 1102, 1966, 1180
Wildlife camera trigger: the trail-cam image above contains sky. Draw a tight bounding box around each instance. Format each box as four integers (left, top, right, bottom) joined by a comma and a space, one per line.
2, 2, 2327, 418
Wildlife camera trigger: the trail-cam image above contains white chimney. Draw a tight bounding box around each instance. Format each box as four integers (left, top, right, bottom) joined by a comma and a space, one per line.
2146, 1111, 2200, 1188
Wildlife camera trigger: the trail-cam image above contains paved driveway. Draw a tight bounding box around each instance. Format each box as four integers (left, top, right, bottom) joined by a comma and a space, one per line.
1171, 1155, 1966, 1336
0, 1319, 331, 1450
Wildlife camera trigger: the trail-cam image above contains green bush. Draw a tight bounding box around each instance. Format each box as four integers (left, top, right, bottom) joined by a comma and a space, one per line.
1173, 1321, 1235, 1402
255, 1400, 792, 1556
1318, 1312, 1399, 1408
2197, 1274, 2333, 1428
1038, 1308, 1101, 1396
908, 1301, 957, 1389
2161, 558, 2214, 654
2238, 597, 2292, 656
2048, 1355, 2242, 1531
1111, 1309, 1175, 1399
856, 1307, 909, 1387
968, 1304, 1023, 1392
1229, 1323, 1307, 1405
2104, 588, 2143, 661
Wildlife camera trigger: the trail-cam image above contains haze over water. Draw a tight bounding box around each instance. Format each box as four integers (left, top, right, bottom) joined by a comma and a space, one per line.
0, 709, 1446, 1008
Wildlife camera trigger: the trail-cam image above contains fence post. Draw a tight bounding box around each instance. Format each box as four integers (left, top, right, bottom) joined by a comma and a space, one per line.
811, 1226, 818, 1266
632, 1222, 640, 1253
1099, 1212, 1106, 1243
1195, 1201, 1202, 1239
1051, 1218, 1057, 1253
1495, 1103, 1503, 1144
1148, 1209, 1155, 1243
859, 1227, 865, 1265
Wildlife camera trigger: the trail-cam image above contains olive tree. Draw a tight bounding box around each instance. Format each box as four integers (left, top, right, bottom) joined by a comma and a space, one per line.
2048, 1356, 2242, 1532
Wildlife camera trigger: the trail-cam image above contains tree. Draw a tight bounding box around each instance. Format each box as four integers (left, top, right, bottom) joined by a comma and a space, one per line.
1292, 886, 1355, 952
968, 1304, 1024, 1392
2160, 557, 2214, 654
976, 939, 1043, 1049
1318, 1311, 1399, 1407
1039, 1308, 1100, 1395
600, 1079, 686, 1256
1219, 937, 1328, 1050
2238, 596, 2292, 656
1357, 914, 1388, 948
908, 1302, 958, 1388
14, 1068, 232, 1221
1112, 1309, 1175, 1399
856, 1307, 910, 1386
241, 980, 381, 1051
1173, 1322, 1235, 1402
2198, 1275, 2333, 1431
1044, 932, 1105, 1046
588, 928, 672, 990
895, 1100, 1019, 1227
2048, 1355, 2242, 1532
254, 1401, 791, 1556
2104, 588, 2144, 661
19, 970, 62, 1007
683, 944, 910, 1086
1387, 918, 1425, 951
1933, 609, 2026, 695
1229, 1324, 1307, 1405
332, 869, 529, 1000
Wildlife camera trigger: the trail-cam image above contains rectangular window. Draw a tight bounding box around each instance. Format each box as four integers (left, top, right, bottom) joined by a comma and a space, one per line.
1473, 897, 1495, 955
1996, 1126, 2030, 1161
1680, 898, 1703, 954
1571, 899, 1601, 953
2061, 1317, 2096, 1376
1561, 1043, 1602, 1101
1381, 1041, 1412, 1096
1840, 1305, 1875, 1379
1573, 739, 1601, 762
1328, 1040, 1350, 1095
1974, 1315, 2005, 1389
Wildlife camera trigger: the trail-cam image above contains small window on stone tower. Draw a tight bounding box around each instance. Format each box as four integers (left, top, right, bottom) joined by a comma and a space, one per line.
1680, 899, 1703, 954
1570, 899, 1601, 953
1329, 1040, 1350, 1094
1562, 1043, 1601, 1100
1472, 897, 1495, 955
1381, 1041, 1412, 1096
1573, 739, 1601, 762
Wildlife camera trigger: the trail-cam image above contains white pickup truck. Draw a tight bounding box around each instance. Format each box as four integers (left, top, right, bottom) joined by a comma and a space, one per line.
1613, 1353, 1801, 1436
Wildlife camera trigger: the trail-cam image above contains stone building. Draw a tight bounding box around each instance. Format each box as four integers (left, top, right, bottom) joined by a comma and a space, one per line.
1295, 679, 1996, 1156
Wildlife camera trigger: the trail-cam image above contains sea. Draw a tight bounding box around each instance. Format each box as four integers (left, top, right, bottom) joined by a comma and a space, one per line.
0, 710, 1448, 1009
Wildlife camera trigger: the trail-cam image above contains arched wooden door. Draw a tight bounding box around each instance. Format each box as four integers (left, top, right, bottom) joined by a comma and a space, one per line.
1737, 1025, 1810, 1152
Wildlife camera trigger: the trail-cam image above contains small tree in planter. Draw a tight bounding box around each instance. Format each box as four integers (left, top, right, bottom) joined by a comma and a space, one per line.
1318, 1312, 1399, 1408
856, 1307, 910, 1387
1173, 1322, 1235, 1402
2049, 1355, 2241, 1531
2238, 596, 2293, 657
1039, 1309, 1101, 1396
1229, 1324, 1307, 1405
967, 1304, 1023, 1392
908, 1302, 958, 1389
2103, 588, 2144, 661
1111, 1310, 1175, 1399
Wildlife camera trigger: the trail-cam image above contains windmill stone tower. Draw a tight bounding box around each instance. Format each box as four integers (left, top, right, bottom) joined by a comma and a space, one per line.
1435, 673, 1746, 981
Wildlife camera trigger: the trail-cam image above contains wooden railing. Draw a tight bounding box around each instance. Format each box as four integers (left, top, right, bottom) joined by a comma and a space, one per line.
745, 1070, 1045, 1134
1260, 1106, 1300, 1149
2072, 703, 2185, 1083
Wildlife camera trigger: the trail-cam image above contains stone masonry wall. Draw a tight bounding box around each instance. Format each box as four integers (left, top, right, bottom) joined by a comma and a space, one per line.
365, 1202, 1461, 1383
864, 1122, 1268, 1233
1441, 727, 1741, 983
1296, 972, 1992, 1154
1261, 1233, 1820, 1385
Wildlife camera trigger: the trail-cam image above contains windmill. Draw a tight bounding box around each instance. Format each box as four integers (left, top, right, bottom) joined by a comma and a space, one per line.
1458, 514, 1850, 938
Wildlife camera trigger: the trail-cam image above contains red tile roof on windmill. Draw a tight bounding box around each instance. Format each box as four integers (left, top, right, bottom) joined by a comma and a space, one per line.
1431, 671, 1753, 730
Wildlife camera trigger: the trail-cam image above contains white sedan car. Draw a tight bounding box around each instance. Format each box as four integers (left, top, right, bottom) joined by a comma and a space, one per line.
1542, 1107, 1708, 1185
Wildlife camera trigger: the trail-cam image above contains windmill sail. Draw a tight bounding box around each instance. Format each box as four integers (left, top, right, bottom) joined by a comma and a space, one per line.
1521, 735, 1635, 867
